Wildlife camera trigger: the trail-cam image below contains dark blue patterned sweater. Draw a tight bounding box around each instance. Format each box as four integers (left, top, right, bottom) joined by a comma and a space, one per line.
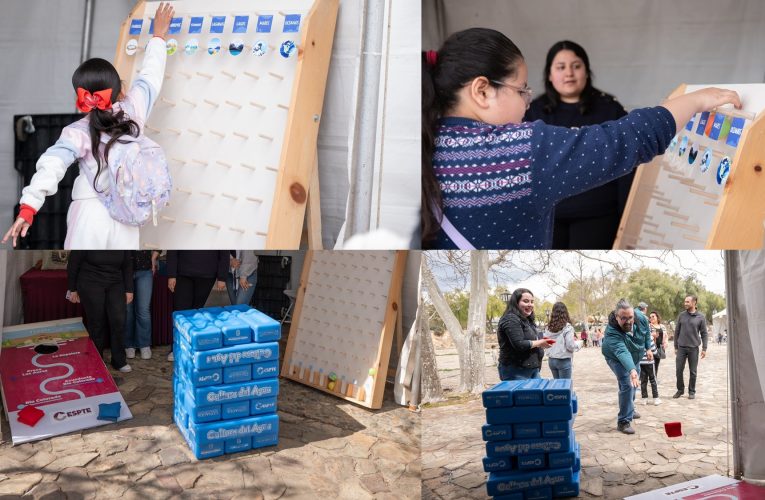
432, 107, 676, 249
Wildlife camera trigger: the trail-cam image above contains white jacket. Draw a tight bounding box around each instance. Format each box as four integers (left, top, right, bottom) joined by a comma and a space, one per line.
545, 323, 579, 359
20, 37, 167, 210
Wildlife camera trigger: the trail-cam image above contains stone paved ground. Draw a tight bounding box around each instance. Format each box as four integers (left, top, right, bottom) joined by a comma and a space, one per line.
423, 341, 731, 499
0, 345, 420, 499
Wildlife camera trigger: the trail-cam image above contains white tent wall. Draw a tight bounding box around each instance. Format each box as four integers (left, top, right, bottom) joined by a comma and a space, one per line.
423, 0, 765, 111
2, 251, 44, 327
0, 1, 419, 249
725, 250, 765, 482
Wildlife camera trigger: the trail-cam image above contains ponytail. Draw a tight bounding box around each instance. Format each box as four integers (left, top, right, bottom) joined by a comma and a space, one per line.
421, 52, 443, 247
88, 108, 139, 192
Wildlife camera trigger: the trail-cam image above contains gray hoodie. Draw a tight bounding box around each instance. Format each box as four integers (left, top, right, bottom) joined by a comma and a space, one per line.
545, 323, 578, 359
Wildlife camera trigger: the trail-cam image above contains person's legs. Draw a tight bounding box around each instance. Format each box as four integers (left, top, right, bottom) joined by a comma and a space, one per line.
132, 270, 153, 349
675, 346, 689, 396
549, 358, 572, 379
648, 363, 659, 399
226, 272, 237, 305
498, 363, 539, 381
173, 275, 195, 311
606, 357, 634, 426
640, 366, 649, 399
235, 272, 257, 305
191, 277, 216, 309
548, 358, 561, 379
688, 346, 700, 396
77, 276, 107, 357
105, 281, 128, 370
654, 357, 661, 377
125, 273, 137, 351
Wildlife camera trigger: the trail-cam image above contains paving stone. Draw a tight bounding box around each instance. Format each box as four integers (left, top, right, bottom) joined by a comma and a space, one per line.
359, 473, 389, 494
26, 480, 65, 500
0, 472, 43, 495
451, 472, 485, 490
158, 445, 191, 467
44, 452, 100, 472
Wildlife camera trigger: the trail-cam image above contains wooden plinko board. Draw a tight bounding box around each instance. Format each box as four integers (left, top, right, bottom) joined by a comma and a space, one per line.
281, 250, 407, 409
113, 0, 338, 249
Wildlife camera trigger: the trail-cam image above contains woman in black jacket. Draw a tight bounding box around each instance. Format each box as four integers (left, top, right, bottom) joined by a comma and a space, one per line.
496, 288, 553, 380
67, 251, 134, 372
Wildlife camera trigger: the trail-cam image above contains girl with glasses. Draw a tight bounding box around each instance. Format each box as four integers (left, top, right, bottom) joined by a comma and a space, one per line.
422, 28, 741, 249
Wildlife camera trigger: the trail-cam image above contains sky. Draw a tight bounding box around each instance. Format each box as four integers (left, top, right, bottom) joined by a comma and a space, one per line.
429, 250, 727, 303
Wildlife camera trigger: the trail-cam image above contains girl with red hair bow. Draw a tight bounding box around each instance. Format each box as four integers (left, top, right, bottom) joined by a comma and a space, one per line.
2, 2, 174, 249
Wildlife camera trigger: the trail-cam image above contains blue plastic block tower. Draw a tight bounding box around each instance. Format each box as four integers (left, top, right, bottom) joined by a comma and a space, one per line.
173, 305, 281, 459
481, 378, 581, 498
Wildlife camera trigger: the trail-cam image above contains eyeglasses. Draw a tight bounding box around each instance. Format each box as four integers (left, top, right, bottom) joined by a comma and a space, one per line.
491, 80, 534, 107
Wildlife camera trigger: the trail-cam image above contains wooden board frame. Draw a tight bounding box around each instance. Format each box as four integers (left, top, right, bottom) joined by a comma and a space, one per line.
113, 0, 338, 249
280, 250, 408, 409
615, 84, 765, 249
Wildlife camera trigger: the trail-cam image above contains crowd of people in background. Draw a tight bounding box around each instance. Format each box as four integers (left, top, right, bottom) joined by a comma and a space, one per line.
495, 287, 712, 435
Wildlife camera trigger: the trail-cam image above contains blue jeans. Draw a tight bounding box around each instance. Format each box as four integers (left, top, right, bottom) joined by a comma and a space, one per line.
606, 357, 640, 424
125, 270, 153, 349
498, 363, 540, 381
548, 357, 572, 379
226, 271, 257, 306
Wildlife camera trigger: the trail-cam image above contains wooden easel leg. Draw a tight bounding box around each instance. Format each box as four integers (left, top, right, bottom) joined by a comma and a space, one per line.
388, 307, 404, 378
303, 154, 323, 249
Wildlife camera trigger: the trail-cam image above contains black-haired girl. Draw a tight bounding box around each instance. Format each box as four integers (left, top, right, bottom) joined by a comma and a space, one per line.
422, 28, 742, 249
3, 2, 175, 249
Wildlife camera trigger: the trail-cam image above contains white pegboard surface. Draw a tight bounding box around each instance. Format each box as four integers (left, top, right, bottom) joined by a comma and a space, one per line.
622, 83, 765, 249
285, 251, 396, 402
120, 1, 316, 248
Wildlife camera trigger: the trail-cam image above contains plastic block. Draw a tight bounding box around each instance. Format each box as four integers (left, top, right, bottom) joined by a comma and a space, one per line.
485, 400, 574, 425
222, 400, 251, 420
553, 471, 580, 497
238, 308, 281, 342
517, 453, 546, 471
486, 468, 573, 497
224, 364, 253, 384
225, 436, 252, 453
524, 486, 552, 500
513, 379, 545, 406
190, 378, 279, 406
188, 413, 279, 447
252, 360, 280, 380
182, 341, 280, 370
542, 420, 573, 438
483, 455, 513, 473
486, 436, 571, 458
513, 422, 541, 439
482, 423, 513, 442
250, 397, 278, 416
482, 380, 522, 408
542, 378, 572, 405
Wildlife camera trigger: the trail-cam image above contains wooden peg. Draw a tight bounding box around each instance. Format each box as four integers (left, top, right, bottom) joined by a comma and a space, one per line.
206, 222, 221, 230
221, 192, 237, 200
258, 133, 274, 141
142, 243, 161, 249
199, 191, 215, 197
171, 157, 186, 164
176, 187, 192, 195
164, 72, 172, 79
221, 70, 236, 79
225, 100, 242, 109
181, 98, 197, 107
246, 196, 263, 203
178, 70, 192, 79
203, 99, 220, 107
243, 71, 259, 80
278, 11, 287, 16
210, 130, 226, 138
160, 97, 176, 106
277, 103, 289, 110
216, 160, 232, 168
228, 226, 246, 233
145, 125, 160, 134
240, 162, 257, 170
188, 128, 203, 136
166, 128, 181, 135
196, 71, 214, 79
256, 231, 268, 237
191, 159, 207, 166
249, 101, 266, 109
160, 215, 176, 222
268, 72, 285, 80
265, 165, 279, 172
232, 132, 249, 140
182, 219, 197, 226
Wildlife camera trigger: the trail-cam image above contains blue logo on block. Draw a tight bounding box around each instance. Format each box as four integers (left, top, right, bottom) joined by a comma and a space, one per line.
129, 19, 143, 35
708, 113, 726, 140
726, 117, 746, 148
169, 17, 183, 34
695, 111, 710, 135
257, 15, 273, 33
233, 15, 249, 33
283, 14, 301, 33
189, 17, 203, 33
685, 116, 694, 131
149, 19, 154, 34
210, 16, 226, 33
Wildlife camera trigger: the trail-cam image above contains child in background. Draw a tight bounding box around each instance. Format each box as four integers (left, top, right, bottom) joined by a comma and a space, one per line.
2, 2, 175, 249
421, 28, 742, 249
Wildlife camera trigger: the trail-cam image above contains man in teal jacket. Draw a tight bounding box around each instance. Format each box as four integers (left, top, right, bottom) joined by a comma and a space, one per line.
602, 298, 653, 434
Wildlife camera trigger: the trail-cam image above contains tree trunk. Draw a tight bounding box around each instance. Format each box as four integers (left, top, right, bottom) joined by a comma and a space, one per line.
419, 261, 445, 403
464, 251, 489, 393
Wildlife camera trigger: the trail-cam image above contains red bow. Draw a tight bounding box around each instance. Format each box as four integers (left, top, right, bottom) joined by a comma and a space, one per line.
76, 87, 113, 113
426, 50, 438, 67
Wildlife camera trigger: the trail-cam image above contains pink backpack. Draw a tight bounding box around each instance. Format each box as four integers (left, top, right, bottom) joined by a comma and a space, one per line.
71, 119, 172, 226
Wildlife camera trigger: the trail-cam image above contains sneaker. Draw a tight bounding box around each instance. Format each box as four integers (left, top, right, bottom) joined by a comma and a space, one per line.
125, 348, 136, 359
654, 398, 662, 406
167, 351, 174, 362
641, 398, 648, 405
633, 410, 641, 419
673, 391, 684, 399
140, 347, 152, 360
688, 394, 696, 400
118, 364, 132, 373
618, 422, 635, 435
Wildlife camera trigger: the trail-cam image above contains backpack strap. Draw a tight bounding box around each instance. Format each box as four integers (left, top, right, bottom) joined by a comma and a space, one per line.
431, 201, 476, 250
